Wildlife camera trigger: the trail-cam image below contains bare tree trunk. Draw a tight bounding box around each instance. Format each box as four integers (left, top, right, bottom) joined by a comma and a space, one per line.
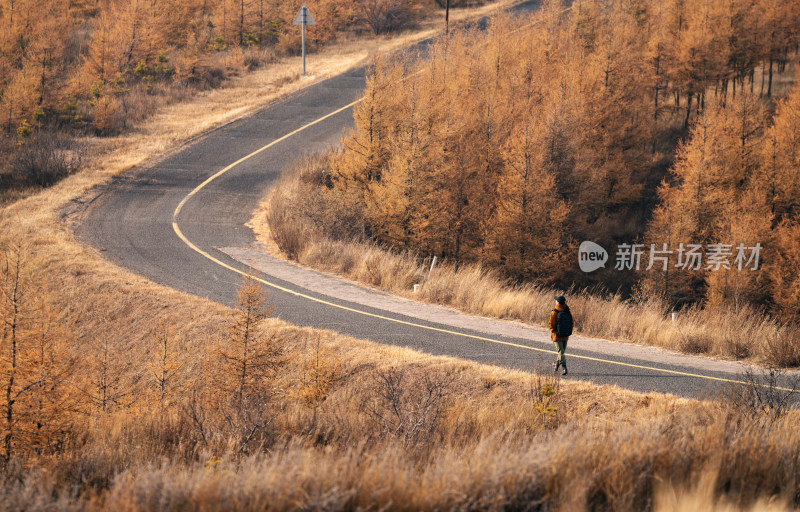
239, 0, 245, 45
2, 252, 21, 467
126, 1, 139, 68
684, 93, 692, 130
445, 0, 450, 35
653, 56, 660, 120
259, 0, 263, 45
223, 0, 227, 41
39, 50, 49, 106
767, 58, 773, 97
6, 83, 13, 131
722, 79, 728, 107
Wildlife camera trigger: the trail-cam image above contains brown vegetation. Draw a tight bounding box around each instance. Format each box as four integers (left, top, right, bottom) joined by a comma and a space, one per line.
258, 153, 800, 367
2, 230, 800, 509
324, 0, 799, 288
2, 140, 797, 510
2, 235, 800, 508
1, 0, 798, 507
645, 78, 800, 319
0, 0, 478, 197
260, 0, 800, 365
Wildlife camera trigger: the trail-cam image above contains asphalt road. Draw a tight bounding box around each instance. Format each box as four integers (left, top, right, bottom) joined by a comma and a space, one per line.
74, 8, 795, 400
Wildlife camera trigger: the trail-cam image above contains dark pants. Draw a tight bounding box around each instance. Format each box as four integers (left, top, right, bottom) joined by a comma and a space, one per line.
554, 339, 568, 367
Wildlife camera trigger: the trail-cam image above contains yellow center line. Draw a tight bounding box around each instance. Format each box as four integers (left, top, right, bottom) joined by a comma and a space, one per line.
170, 9, 795, 395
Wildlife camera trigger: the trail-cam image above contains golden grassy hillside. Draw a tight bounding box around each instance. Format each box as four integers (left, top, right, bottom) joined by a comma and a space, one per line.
1, 2, 799, 510
2, 242, 799, 510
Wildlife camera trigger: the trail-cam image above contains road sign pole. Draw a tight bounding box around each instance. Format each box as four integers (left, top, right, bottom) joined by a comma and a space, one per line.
293, 5, 315, 77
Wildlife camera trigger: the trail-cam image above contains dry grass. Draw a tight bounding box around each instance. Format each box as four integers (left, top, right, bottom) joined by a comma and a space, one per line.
1, 2, 798, 509
2, 210, 799, 508
1, 312, 798, 511
255, 154, 800, 368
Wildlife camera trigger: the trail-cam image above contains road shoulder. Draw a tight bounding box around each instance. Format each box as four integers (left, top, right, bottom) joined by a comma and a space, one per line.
222, 245, 788, 377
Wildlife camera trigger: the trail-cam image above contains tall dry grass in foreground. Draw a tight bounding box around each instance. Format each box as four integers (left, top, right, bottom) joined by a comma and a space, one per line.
1, 268, 799, 512
3, 211, 800, 510
257, 153, 800, 368
5, 411, 800, 511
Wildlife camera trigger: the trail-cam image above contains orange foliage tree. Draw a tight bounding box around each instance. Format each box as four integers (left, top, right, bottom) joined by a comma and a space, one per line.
1, 242, 76, 466
191, 274, 285, 452
329, 0, 798, 298
0, 0, 397, 137
647, 80, 800, 319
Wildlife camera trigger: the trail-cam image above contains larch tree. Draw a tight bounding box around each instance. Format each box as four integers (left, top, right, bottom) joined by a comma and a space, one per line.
1, 242, 34, 466
758, 0, 800, 97
77, 6, 128, 133
482, 28, 572, 282
645, 91, 768, 305
644, 111, 720, 303
0, 0, 43, 130
324, 0, 798, 295
644, 105, 726, 301
701, 92, 766, 211
1, 64, 37, 131
490, 115, 571, 282
724, 0, 761, 93
220, 274, 280, 404
21, 294, 75, 456
703, 187, 772, 310
418, 32, 498, 263
644, 177, 706, 302
214, 273, 283, 452
433, 29, 507, 263
332, 55, 404, 231
668, 0, 730, 124
758, 79, 800, 321
27, 1, 69, 115
759, 77, 800, 220
1, 242, 75, 465
80, 6, 125, 85
769, 219, 800, 322
402, 39, 457, 256
645, 0, 673, 121
85, 319, 129, 414
148, 321, 184, 407
294, 334, 340, 418
363, 63, 422, 250
568, 8, 648, 241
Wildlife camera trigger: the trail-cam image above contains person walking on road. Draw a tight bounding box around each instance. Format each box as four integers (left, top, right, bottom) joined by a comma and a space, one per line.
550, 295, 573, 376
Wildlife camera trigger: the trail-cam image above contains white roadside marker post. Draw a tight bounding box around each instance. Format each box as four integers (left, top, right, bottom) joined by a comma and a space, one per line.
428, 255, 438, 281
293, 4, 316, 76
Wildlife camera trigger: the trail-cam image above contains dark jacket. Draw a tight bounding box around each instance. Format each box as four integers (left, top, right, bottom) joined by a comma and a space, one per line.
550, 304, 570, 342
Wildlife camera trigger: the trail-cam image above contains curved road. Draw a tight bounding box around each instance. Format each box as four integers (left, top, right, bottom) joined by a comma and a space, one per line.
75, 20, 794, 400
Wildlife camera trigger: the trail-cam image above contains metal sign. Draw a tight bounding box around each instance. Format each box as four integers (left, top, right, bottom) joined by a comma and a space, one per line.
293, 4, 315, 76
293, 4, 315, 26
